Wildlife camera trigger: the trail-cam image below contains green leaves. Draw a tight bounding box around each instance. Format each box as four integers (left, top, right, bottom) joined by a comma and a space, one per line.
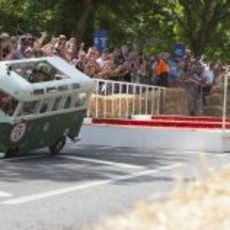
0, 0, 229, 61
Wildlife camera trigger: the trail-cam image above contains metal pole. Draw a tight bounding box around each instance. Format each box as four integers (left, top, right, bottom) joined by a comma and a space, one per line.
132, 85, 136, 115
96, 80, 99, 118
119, 83, 122, 118
145, 86, 148, 114
222, 74, 228, 131
112, 82, 115, 117
126, 83, 129, 118
104, 81, 107, 118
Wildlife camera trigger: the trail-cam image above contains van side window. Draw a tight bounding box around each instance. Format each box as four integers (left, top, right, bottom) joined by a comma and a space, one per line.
40, 98, 51, 113
52, 96, 63, 111
74, 92, 87, 107
64, 95, 73, 109
0, 91, 18, 116
19, 101, 40, 115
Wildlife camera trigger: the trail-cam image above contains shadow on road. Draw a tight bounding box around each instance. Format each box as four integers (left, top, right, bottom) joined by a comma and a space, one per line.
0, 145, 187, 184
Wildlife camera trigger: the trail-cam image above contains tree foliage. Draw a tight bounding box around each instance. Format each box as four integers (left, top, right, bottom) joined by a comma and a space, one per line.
0, 0, 229, 61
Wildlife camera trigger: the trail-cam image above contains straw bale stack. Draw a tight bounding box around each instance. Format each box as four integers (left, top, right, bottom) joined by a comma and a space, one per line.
88, 94, 138, 118
89, 167, 230, 230
137, 91, 162, 115
104, 94, 136, 118
205, 94, 223, 107
162, 87, 189, 115
203, 105, 222, 117
88, 87, 188, 118
203, 105, 230, 117
88, 93, 161, 118
203, 84, 230, 116
87, 94, 104, 118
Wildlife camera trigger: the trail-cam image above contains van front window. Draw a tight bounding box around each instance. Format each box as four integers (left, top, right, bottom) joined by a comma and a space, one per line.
8, 61, 70, 83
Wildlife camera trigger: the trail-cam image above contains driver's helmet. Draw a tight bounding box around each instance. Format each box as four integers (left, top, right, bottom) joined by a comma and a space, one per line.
33, 62, 54, 76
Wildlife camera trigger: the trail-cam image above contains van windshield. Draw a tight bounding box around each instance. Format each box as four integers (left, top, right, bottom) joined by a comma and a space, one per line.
0, 91, 18, 116
7, 61, 70, 83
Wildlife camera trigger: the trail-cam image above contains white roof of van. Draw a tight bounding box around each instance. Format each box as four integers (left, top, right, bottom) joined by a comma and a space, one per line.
0, 56, 94, 101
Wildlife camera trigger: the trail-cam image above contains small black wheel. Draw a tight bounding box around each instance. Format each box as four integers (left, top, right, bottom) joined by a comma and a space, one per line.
49, 137, 66, 155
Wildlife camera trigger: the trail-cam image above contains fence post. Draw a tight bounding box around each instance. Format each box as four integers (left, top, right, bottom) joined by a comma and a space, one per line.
145, 86, 148, 114
126, 83, 129, 118
112, 82, 115, 117
91, 79, 163, 118
222, 74, 228, 131
132, 84, 136, 116
119, 82, 122, 118
151, 87, 154, 115
96, 80, 99, 118
139, 86, 142, 114
103, 81, 108, 118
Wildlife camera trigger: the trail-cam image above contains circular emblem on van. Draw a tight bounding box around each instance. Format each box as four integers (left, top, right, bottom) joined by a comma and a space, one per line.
10, 123, 27, 143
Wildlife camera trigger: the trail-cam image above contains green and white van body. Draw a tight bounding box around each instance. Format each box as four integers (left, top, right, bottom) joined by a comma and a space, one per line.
0, 56, 95, 156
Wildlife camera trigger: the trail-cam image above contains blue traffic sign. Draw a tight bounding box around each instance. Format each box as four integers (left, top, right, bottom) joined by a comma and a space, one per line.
93, 30, 108, 53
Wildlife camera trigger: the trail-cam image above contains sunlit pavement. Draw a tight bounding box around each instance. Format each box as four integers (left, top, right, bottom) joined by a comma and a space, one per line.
0, 143, 229, 230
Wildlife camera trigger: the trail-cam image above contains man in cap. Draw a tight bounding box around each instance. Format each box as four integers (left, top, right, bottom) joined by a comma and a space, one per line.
30, 62, 55, 83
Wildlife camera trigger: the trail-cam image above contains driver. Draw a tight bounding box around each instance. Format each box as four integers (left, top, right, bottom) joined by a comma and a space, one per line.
29, 62, 55, 83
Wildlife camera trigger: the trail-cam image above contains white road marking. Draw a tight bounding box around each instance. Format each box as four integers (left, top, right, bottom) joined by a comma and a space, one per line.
0, 191, 13, 198
2, 163, 182, 206
0, 154, 48, 163
59, 155, 144, 169
167, 150, 230, 158
214, 153, 230, 158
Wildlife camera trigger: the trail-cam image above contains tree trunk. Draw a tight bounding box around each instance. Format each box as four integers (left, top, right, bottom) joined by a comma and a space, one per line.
71, 0, 96, 49
191, 31, 207, 58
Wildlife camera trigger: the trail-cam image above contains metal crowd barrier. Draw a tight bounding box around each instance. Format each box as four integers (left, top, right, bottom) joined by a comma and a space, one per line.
87, 79, 166, 119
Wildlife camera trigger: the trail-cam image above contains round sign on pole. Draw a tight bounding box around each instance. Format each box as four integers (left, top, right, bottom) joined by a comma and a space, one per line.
10, 123, 27, 143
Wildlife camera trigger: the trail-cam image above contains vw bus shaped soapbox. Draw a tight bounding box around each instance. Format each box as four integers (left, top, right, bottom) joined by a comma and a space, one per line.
0, 56, 94, 157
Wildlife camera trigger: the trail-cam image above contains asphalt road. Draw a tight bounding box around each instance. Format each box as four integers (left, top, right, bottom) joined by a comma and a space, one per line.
0, 143, 229, 230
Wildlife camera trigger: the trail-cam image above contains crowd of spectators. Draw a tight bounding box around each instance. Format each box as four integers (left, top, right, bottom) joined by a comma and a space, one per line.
0, 32, 228, 114
0, 32, 227, 85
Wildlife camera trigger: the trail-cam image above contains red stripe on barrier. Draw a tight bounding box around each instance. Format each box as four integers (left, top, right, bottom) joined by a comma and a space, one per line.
92, 118, 230, 129
151, 115, 230, 122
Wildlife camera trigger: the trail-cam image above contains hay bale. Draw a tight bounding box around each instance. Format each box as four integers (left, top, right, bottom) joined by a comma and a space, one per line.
205, 94, 223, 106
136, 92, 162, 115
88, 93, 162, 118
88, 88, 188, 118
203, 88, 230, 115
203, 105, 230, 117
88, 94, 104, 117
88, 94, 139, 118
162, 87, 189, 115
104, 94, 136, 118
89, 167, 230, 230
218, 82, 230, 93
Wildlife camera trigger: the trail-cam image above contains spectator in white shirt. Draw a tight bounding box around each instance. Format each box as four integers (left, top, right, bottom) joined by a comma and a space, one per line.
202, 63, 215, 104
203, 63, 214, 86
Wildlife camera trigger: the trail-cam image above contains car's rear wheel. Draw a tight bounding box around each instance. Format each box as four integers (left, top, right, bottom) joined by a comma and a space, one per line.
49, 137, 66, 155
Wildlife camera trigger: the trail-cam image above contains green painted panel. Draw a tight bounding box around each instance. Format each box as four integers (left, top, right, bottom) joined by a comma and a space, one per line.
0, 109, 86, 155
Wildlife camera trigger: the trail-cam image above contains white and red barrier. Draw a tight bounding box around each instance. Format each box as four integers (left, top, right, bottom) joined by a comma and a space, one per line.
81, 79, 230, 152
81, 115, 230, 152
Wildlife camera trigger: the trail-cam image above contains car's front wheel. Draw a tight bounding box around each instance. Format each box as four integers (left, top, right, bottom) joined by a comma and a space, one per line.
49, 137, 66, 155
